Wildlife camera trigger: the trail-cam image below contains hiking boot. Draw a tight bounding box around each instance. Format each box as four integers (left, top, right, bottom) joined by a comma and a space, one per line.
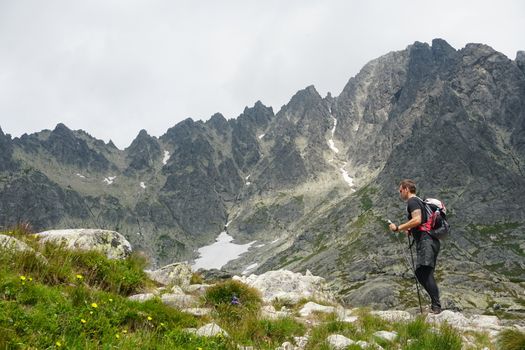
430, 305, 442, 314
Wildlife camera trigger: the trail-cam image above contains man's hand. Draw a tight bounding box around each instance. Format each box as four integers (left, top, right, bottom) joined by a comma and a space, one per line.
389, 223, 398, 232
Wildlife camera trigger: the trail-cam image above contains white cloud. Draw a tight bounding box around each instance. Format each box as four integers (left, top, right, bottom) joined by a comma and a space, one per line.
0, 0, 523, 148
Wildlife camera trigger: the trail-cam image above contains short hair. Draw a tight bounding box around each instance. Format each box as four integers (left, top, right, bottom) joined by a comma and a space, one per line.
399, 179, 417, 194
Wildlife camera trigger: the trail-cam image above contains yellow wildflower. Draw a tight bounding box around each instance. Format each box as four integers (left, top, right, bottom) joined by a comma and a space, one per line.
160, 322, 165, 327
81, 319, 87, 324
109, 298, 113, 302
147, 316, 153, 321
56, 341, 62, 347
122, 330, 128, 334
91, 303, 98, 308
115, 334, 120, 339
76, 274, 83, 280
19, 276, 26, 281
29, 277, 33, 282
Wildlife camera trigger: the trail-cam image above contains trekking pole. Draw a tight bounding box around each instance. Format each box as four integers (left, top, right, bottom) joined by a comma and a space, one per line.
407, 234, 423, 314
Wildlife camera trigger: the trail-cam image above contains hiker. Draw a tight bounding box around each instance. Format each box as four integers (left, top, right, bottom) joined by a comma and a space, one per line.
389, 179, 442, 314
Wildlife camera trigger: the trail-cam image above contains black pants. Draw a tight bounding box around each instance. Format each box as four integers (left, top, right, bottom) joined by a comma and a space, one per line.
415, 265, 441, 309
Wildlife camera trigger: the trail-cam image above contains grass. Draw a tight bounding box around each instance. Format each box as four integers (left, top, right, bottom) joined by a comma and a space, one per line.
497, 328, 525, 350
0, 226, 511, 349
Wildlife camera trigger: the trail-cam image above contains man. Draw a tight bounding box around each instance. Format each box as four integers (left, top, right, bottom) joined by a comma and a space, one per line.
389, 179, 442, 314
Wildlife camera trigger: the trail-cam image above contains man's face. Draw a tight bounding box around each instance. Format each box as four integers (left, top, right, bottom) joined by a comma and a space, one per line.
399, 186, 409, 201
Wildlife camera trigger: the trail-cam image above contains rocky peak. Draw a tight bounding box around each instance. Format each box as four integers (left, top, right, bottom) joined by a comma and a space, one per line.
0, 127, 17, 172
516, 50, 525, 74
125, 129, 161, 173
45, 123, 109, 171
206, 113, 230, 135
241, 101, 274, 129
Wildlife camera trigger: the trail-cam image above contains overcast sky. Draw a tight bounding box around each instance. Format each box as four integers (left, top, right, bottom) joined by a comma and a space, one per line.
0, 0, 523, 148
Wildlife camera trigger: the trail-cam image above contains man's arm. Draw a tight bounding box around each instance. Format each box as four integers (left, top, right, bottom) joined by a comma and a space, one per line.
389, 209, 422, 232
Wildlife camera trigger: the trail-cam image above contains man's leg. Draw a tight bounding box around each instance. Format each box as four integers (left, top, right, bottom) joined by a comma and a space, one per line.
415, 266, 441, 312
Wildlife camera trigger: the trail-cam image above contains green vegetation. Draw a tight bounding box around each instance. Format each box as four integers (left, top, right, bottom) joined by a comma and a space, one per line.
0, 227, 512, 349
467, 222, 521, 235
497, 328, 525, 350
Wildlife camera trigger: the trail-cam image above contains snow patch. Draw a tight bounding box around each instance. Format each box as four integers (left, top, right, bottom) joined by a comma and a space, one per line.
103, 176, 116, 185
140, 182, 146, 189
258, 134, 265, 139
76, 173, 86, 178
246, 182, 252, 186
163, 150, 170, 165
340, 165, 355, 191
271, 238, 280, 244
327, 117, 339, 153
192, 232, 255, 270
225, 220, 232, 228
245, 174, 251, 180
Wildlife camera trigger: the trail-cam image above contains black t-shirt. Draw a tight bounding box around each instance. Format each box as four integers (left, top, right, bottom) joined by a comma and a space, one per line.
406, 197, 427, 235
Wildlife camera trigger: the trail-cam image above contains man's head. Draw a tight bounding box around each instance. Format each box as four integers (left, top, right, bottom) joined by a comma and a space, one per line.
399, 179, 416, 201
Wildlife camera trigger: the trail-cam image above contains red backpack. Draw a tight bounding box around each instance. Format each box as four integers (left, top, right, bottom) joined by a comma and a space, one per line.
416, 197, 450, 240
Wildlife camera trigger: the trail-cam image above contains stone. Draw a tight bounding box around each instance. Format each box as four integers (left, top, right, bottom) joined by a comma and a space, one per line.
426, 310, 470, 328
184, 283, 212, 295
234, 270, 335, 304
161, 293, 198, 308
128, 293, 155, 302
294, 336, 309, 348
181, 308, 212, 317
299, 302, 335, 317
146, 262, 193, 287
335, 307, 358, 323
276, 342, 294, 350
195, 323, 228, 337
36, 229, 132, 260
261, 305, 292, 320
371, 310, 412, 322
0, 234, 35, 253
326, 334, 354, 349
373, 331, 397, 342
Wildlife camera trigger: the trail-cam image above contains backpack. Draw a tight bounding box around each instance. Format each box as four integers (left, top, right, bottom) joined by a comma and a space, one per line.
417, 197, 451, 240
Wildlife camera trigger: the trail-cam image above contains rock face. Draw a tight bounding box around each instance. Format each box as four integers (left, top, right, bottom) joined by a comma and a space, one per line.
36, 229, 132, 259
234, 270, 335, 304
0, 39, 524, 312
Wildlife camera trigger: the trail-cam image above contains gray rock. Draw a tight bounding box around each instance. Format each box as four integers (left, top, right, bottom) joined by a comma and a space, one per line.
234, 270, 335, 304
128, 293, 155, 302
181, 308, 212, 317
146, 262, 193, 287
373, 331, 398, 342
36, 229, 132, 259
161, 293, 198, 309
0, 234, 35, 253
326, 334, 354, 349
195, 323, 228, 337
299, 302, 335, 317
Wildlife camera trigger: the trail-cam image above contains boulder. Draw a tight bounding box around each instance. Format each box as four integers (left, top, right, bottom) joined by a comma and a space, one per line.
161, 293, 198, 308
234, 269, 335, 304
0, 234, 35, 253
326, 334, 354, 349
128, 293, 156, 302
181, 308, 212, 317
426, 310, 471, 328
260, 305, 292, 320
371, 310, 412, 322
195, 323, 228, 337
36, 229, 131, 259
146, 262, 193, 287
299, 302, 335, 317
373, 331, 398, 342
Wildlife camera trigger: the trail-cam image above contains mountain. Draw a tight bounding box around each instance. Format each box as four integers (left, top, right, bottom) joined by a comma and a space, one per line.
0, 39, 524, 314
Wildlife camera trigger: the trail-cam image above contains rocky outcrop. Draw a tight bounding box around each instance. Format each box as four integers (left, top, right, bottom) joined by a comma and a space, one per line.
234, 270, 335, 304
36, 229, 132, 259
